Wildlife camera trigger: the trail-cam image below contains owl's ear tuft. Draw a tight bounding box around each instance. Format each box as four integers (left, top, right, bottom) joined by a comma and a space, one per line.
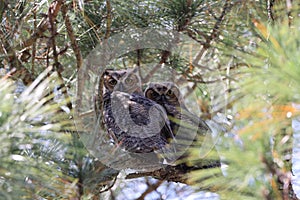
131, 65, 139, 73
103, 69, 114, 76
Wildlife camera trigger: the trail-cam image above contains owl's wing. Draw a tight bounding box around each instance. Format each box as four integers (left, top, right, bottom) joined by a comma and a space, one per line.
180, 109, 221, 168
148, 104, 175, 142
110, 91, 175, 143
130, 93, 176, 143
179, 108, 210, 133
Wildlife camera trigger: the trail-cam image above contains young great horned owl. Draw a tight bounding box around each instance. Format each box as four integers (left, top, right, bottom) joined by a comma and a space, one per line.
102, 68, 175, 155
144, 82, 220, 169
144, 82, 210, 135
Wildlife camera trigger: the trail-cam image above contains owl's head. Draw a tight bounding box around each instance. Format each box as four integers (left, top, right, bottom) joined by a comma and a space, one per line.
103, 67, 142, 93
145, 82, 183, 107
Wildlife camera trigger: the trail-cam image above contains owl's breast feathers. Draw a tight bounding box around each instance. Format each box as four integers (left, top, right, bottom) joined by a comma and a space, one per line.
103, 91, 175, 153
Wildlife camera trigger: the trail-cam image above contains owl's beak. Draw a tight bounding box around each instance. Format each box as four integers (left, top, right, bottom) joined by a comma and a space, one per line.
161, 95, 167, 102
118, 83, 124, 91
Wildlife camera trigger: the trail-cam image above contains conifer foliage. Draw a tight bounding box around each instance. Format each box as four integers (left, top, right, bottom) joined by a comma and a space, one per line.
0, 0, 299, 199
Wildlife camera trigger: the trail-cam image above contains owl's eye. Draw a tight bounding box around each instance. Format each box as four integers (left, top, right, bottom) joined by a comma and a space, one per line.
146, 89, 158, 99
166, 90, 174, 96
108, 79, 117, 86
125, 78, 133, 84
125, 75, 137, 85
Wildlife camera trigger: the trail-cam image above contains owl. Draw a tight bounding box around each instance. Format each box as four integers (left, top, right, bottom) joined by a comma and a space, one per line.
144, 82, 220, 169
101, 68, 175, 159
144, 82, 209, 135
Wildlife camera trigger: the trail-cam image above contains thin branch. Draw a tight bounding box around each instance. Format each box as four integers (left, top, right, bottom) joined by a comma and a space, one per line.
48, 1, 59, 68
136, 180, 164, 200
126, 164, 220, 184
185, 29, 206, 45
209, 0, 232, 42
15, 0, 63, 51
193, 0, 233, 64
104, 0, 112, 40
48, 2, 73, 111
144, 0, 194, 83
136, 49, 142, 67
70, 10, 88, 112
286, 0, 293, 27
267, 0, 275, 22
61, 2, 83, 70
3, 0, 64, 85
143, 50, 171, 83
98, 177, 117, 193
31, 4, 37, 75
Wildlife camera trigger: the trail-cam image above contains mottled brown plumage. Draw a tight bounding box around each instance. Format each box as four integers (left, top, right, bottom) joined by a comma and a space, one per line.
145, 82, 209, 135
145, 82, 220, 169
102, 69, 175, 157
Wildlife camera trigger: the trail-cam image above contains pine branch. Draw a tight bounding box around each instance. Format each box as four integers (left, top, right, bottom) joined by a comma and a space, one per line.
1, 0, 64, 85
15, 0, 63, 51
194, 0, 233, 64
125, 164, 220, 186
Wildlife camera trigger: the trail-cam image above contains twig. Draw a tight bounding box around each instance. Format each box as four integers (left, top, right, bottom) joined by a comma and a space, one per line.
98, 177, 117, 193
61, 2, 83, 70
126, 171, 154, 180
104, 0, 112, 40
0, 1, 6, 22
3, 0, 64, 85
193, 0, 233, 65
31, 4, 37, 75
136, 180, 164, 200
137, 49, 142, 68
177, 1, 234, 103
48, 1, 59, 68
144, 0, 191, 83
143, 50, 171, 83
48, 2, 73, 110
209, 1, 232, 43
66, 4, 87, 112
15, 0, 64, 51
126, 164, 222, 193
267, 0, 275, 22
286, 0, 293, 27
186, 29, 206, 45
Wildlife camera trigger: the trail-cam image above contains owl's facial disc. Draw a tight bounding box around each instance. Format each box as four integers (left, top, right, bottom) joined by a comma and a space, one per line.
103, 68, 142, 93
116, 69, 141, 93
103, 69, 127, 92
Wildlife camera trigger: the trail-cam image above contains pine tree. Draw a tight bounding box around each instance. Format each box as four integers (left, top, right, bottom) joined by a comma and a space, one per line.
0, 0, 299, 199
